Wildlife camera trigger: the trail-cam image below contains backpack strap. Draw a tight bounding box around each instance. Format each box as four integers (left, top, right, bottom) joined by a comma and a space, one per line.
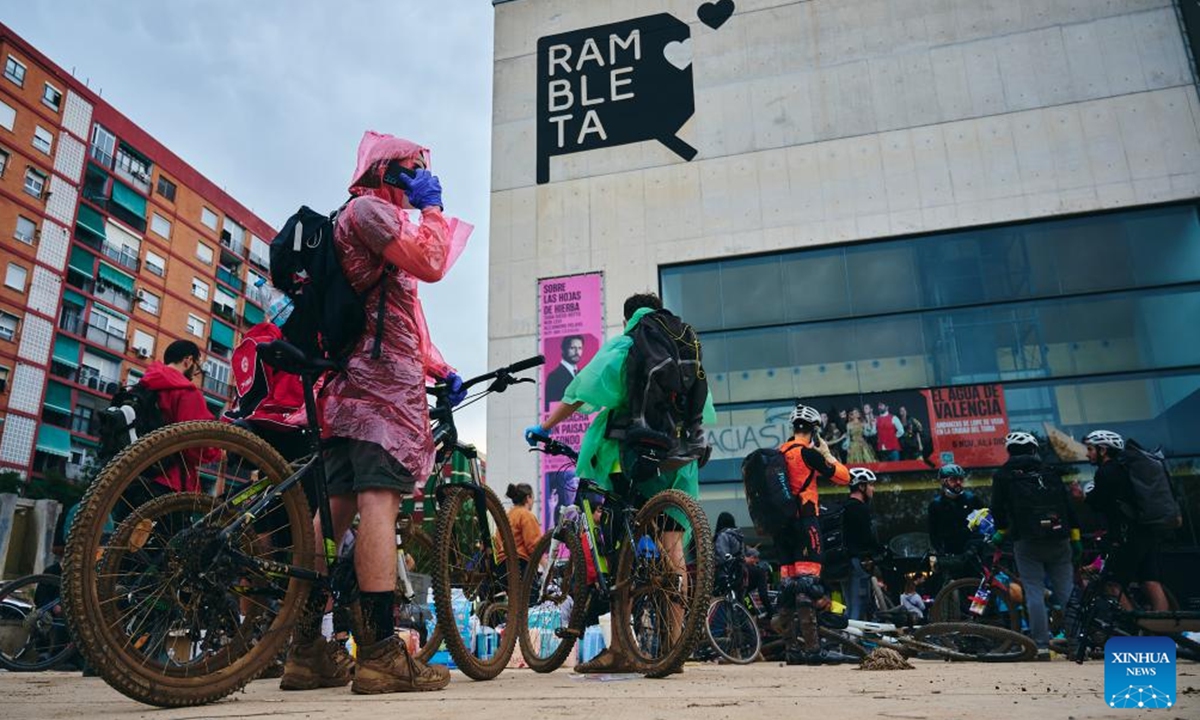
370, 265, 394, 359
781, 442, 818, 494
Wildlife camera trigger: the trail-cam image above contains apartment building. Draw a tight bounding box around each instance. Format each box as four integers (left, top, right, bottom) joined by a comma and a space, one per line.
0, 24, 277, 482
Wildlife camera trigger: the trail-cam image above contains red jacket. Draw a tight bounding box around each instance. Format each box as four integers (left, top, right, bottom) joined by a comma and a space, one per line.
140, 362, 216, 492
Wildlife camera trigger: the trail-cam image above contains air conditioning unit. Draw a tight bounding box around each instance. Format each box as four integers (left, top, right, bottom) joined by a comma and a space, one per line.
136, 288, 148, 301
135, 347, 151, 359
134, 170, 150, 182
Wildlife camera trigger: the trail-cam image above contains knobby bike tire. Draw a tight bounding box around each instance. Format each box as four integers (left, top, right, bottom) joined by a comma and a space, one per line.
705, 597, 762, 664
911, 622, 1038, 662
519, 531, 588, 673
0, 574, 77, 671
817, 627, 869, 659
930, 578, 1022, 632
613, 489, 714, 678
399, 526, 442, 663
61, 421, 315, 707
432, 484, 524, 680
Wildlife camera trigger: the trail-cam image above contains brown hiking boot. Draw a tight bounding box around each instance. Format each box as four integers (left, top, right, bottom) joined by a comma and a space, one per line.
352, 636, 450, 694
575, 647, 638, 674
279, 637, 354, 691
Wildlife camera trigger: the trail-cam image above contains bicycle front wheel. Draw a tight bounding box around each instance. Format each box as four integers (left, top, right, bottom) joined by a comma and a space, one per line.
930, 578, 1021, 632
432, 484, 523, 680
911, 622, 1038, 662
0, 574, 76, 671
519, 530, 588, 672
62, 421, 315, 707
705, 597, 760, 664
397, 525, 442, 663
613, 489, 714, 678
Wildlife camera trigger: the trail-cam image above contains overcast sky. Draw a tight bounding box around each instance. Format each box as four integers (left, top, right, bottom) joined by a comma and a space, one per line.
6, 1, 498, 446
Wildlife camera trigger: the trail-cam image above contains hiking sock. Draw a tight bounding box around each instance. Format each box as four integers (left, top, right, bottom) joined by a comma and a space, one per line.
295, 586, 330, 645
356, 591, 396, 646
332, 604, 352, 641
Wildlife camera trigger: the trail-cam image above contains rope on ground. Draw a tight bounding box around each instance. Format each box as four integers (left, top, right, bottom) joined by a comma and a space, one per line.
858, 647, 914, 670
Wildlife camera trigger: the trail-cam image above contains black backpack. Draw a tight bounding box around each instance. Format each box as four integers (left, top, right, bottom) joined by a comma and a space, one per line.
606, 309, 709, 482
741, 447, 803, 535
1120, 440, 1182, 529
1008, 468, 1070, 540
269, 204, 387, 361
97, 382, 164, 461
818, 501, 851, 580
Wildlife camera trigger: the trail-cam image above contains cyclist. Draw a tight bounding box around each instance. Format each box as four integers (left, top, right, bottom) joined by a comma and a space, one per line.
842, 467, 882, 621
714, 511, 747, 594
927, 464, 984, 556
776, 403, 852, 664
282, 132, 468, 695
989, 431, 1080, 658
1077, 430, 1169, 612
524, 292, 716, 674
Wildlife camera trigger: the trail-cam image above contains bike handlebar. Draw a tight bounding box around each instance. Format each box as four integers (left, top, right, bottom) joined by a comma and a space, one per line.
530, 433, 579, 462
428, 355, 545, 401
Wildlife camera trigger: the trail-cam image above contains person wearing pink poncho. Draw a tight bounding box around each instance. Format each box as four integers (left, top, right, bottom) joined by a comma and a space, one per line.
281, 131, 471, 695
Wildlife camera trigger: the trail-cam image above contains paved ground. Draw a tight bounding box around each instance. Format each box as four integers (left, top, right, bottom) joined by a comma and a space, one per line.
1, 660, 1197, 720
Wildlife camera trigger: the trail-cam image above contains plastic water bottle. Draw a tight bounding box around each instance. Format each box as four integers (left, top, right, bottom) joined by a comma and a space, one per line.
969, 584, 991, 616
475, 627, 498, 660
579, 625, 605, 663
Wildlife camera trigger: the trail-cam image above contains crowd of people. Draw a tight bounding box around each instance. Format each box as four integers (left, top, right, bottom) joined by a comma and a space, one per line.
818, 403, 932, 465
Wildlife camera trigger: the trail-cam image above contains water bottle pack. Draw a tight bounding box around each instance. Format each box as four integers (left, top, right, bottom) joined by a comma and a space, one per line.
578, 624, 606, 664
529, 602, 565, 657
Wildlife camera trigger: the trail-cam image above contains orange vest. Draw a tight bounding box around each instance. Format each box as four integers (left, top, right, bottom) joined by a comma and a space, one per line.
780, 437, 850, 515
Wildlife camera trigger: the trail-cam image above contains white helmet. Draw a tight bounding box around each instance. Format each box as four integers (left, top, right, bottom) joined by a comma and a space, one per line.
849, 467, 877, 488
790, 404, 822, 428
1083, 429, 1124, 451
1004, 431, 1039, 449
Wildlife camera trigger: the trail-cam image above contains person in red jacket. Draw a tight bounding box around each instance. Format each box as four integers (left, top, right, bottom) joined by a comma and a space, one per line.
138, 340, 218, 493
874, 402, 904, 462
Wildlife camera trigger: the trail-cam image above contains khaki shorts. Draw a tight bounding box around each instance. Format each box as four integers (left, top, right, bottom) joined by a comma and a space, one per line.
323, 438, 415, 496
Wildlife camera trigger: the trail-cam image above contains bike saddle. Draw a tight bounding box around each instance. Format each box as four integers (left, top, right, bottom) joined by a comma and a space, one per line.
817, 611, 849, 629
257, 339, 342, 375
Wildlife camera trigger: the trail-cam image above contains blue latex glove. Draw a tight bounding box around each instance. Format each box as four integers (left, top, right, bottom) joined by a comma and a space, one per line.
398, 169, 443, 210
443, 372, 466, 407
524, 424, 546, 447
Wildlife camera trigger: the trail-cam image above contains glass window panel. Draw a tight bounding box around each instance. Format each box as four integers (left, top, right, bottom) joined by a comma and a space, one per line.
719, 256, 783, 327
1128, 206, 1200, 286
661, 265, 722, 331
845, 243, 919, 315
782, 249, 850, 321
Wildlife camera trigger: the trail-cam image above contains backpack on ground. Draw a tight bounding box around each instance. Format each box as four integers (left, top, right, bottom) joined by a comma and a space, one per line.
97, 382, 164, 461
741, 447, 804, 535
606, 309, 709, 482
269, 203, 388, 361
1120, 439, 1182, 529
1008, 468, 1070, 540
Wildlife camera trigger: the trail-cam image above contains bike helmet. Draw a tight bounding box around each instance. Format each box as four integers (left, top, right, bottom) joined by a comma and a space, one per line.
1004, 431, 1038, 449
790, 403, 822, 428
1082, 429, 1124, 451
848, 467, 877, 488
938, 464, 967, 496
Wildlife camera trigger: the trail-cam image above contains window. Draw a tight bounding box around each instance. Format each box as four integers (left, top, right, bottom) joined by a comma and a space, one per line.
0, 312, 18, 342
156, 176, 176, 201
14, 216, 36, 244
150, 212, 171, 238
42, 83, 62, 112
248, 235, 270, 268
201, 207, 219, 231
0, 100, 14, 131
4, 56, 26, 86
191, 278, 210, 301
0, 148, 8, 176
186, 314, 205, 337
144, 251, 166, 277
137, 289, 160, 315
132, 329, 155, 357
196, 243, 214, 265
90, 124, 115, 167
23, 167, 46, 199
5, 263, 28, 291
32, 126, 52, 154
0, 365, 8, 394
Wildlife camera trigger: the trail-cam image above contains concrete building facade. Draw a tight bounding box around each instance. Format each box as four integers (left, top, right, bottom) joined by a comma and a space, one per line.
488, 0, 1200, 538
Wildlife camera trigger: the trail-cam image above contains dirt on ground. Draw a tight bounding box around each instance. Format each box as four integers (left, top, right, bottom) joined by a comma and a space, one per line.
2, 659, 1196, 720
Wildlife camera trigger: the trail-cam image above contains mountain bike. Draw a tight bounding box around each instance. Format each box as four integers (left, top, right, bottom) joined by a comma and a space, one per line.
518, 434, 713, 676
930, 545, 1032, 632
62, 340, 541, 706
816, 613, 1038, 662
703, 560, 761, 664
0, 572, 77, 671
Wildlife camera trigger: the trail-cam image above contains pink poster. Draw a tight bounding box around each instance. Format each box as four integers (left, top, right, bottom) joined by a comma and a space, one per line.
538, 273, 604, 527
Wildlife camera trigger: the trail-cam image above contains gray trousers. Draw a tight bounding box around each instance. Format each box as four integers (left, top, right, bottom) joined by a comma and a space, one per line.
1012, 538, 1076, 648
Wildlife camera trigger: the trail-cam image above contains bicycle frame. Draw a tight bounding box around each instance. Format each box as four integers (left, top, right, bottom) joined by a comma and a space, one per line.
538, 478, 638, 607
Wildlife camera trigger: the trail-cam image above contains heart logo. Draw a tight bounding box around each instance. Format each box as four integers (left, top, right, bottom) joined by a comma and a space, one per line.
698, 0, 735, 30
663, 38, 693, 70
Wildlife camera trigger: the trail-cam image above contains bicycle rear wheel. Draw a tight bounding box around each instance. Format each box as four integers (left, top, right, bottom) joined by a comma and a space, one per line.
519, 531, 587, 672
0, 574, 76, 671
432, 484, 523, 680
911, 622, 1038, 662
62, 421, 315, 707
705, 597, 760, 664
930, 578, 1021, 632
396, 525, 442, 663
613, 489, 714, 678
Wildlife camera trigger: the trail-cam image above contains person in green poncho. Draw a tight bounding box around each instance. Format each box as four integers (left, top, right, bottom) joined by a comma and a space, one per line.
524, 292, 716, 674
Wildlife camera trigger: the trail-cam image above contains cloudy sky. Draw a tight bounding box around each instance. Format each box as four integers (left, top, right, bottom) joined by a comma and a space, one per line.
6, 1, 498, 445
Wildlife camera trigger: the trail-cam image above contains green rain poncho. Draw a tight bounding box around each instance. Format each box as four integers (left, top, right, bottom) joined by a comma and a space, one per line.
561, 307, 717, 499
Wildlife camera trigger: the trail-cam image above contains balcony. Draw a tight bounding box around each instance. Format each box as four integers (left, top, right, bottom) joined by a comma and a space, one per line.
58, 312, 84, 335
94, 284, 133, 312
246, 283, 271, 307
85, 323, 127, 352
211, 301, 237, 324
75, 229, 103, 253
216, 265, 243, 292
71, 415, 100, 438
203, 374, 232, 397
219, 229, 243, 262
89, 144, 114, 169
248, 250, 270, 270
66, 271, 95, 295
113, 147, 152, 194
101, 242, 140, 272
77, 366, 120, 395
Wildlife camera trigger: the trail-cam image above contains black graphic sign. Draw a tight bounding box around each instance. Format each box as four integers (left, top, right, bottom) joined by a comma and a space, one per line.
536, 13, 696, 185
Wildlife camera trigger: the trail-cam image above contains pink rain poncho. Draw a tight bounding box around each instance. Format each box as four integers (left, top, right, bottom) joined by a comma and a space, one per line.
320, 131, 472, 480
